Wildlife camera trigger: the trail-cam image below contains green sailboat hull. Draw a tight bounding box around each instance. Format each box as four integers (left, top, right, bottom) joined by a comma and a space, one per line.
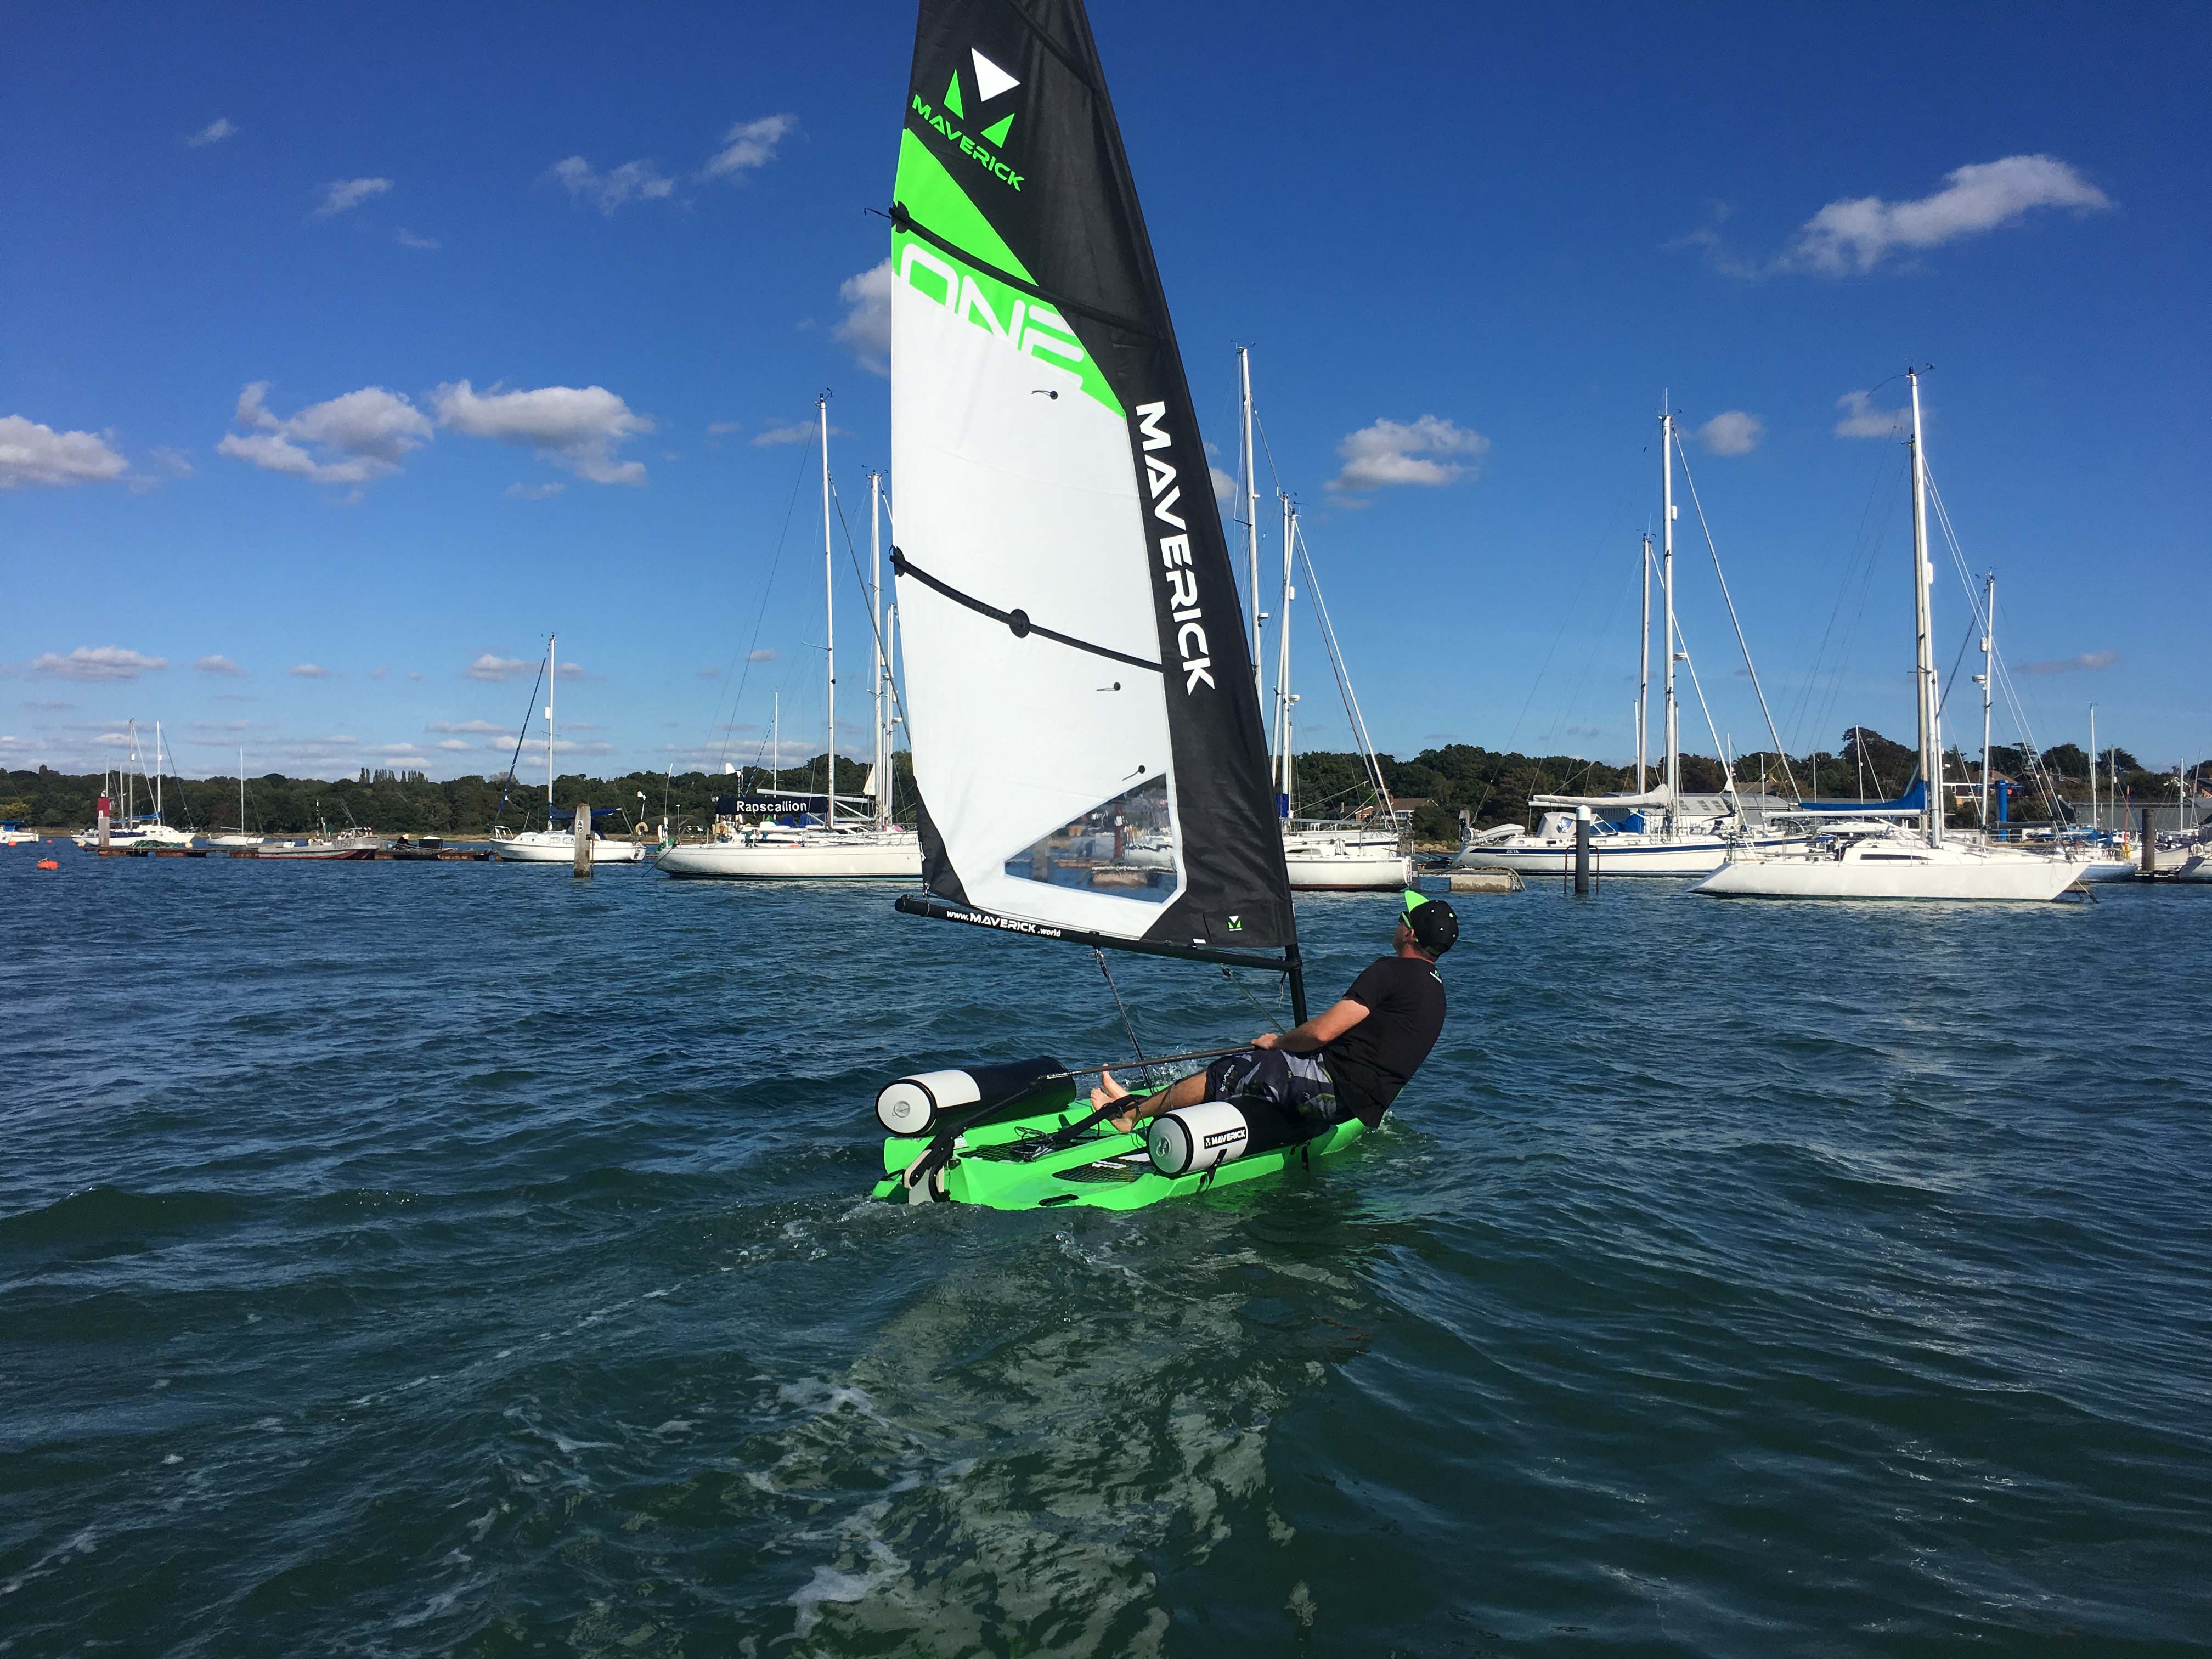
872, 1077, 1367, 1212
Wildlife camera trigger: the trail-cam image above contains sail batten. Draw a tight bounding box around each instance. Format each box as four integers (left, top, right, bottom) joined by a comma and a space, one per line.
889, 0, 1291, 951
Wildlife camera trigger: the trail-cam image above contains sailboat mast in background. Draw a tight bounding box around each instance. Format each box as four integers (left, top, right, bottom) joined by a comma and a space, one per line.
820, 394, 837, 822
1661, 407, 1679, 821
1239, 345, 1261, 713
1908, 369, 1941, 848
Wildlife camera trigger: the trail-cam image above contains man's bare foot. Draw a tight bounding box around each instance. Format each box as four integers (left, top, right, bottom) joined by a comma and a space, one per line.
1090, 1067, 1137, 1133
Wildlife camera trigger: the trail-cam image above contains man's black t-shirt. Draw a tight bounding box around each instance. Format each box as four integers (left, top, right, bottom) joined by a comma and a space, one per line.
1321, 955, 1447, 1127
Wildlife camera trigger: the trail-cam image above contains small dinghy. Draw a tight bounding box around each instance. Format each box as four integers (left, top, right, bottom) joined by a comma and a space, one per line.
872, 1059, 1366, 1212
869, 0, 1352, 1210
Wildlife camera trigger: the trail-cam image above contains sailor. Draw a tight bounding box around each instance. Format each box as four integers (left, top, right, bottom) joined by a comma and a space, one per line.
1093, 889, 1457, 1136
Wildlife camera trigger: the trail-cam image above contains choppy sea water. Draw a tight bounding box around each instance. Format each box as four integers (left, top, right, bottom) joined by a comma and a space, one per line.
3, 845, 2208, 1656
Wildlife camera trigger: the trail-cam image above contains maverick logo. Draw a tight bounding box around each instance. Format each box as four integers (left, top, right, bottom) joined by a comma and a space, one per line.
1135, 401, 1215, 695
911, 48, 1024, 191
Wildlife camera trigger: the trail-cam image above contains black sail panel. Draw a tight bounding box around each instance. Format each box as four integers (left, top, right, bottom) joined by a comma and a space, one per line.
891, 0, 1292, 950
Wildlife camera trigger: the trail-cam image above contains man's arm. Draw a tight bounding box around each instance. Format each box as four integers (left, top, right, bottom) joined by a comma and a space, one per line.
1252, 997, 1369, 1054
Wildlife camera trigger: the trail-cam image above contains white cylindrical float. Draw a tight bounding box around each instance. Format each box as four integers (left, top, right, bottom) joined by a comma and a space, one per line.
1146, 1101, 1255, 1177
876, 1069, 984, 1136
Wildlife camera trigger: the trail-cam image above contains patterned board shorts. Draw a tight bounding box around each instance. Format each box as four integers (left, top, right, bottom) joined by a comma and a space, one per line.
1203, 1048, 1345, 1127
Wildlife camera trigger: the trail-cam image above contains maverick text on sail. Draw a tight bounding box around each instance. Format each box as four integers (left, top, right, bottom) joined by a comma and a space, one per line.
911, 97, 1024, 190
1136, 402, 1215, 694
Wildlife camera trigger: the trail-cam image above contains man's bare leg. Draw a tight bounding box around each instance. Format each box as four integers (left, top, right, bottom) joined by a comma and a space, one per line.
1090, 1066, 1210, 1134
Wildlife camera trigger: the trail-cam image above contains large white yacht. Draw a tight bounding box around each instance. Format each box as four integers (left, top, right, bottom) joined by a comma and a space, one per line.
1697, 371, 2081, 903
657, 400, 922, 883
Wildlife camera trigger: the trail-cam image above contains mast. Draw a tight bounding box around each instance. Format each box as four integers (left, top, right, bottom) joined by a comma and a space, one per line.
820, 393, 836, 826
871, 469, 888, 830
239, 748, 245, 833
545, 634, 557, 826
1274, 489, 1294, 811
1240, 345, 1261, 713
154, 721, 163, 824
1979, 572, 1995, 840
1662, 408, 1679, 819
1908, 369, 1940, 847
1637, 532, 1651, 792
2090, 704, 2098, 834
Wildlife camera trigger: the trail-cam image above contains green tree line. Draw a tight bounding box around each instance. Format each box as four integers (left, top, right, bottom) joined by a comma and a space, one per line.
7, 730, 2199, 843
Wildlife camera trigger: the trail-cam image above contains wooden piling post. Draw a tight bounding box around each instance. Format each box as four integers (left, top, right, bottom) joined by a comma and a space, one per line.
1573, 805, 1593, 895
98, 793, 110, 853
574, 802, 592, 876
2140, 806, 2153, 878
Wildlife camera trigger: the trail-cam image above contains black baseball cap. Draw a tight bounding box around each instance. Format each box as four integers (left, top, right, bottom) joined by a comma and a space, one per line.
1399, 889, 1458, 956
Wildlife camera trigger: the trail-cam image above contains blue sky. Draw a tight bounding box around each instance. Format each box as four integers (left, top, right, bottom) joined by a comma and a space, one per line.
5, 2, 2207, 784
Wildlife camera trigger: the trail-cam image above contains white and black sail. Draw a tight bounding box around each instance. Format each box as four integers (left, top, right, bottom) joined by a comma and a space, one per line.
888, 0, 1293, 958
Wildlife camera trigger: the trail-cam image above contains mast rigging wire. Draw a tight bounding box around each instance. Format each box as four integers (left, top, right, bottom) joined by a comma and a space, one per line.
1670, 431, 1799, 798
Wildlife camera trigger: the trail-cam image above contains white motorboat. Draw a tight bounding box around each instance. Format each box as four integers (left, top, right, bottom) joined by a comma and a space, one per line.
256, 834, 379, 861
1455, 793, 1813, 878
1701, 822, 2084, 900
1697, 371, 2081, 903
2, 821, 39, 846
495, 825, 648, 864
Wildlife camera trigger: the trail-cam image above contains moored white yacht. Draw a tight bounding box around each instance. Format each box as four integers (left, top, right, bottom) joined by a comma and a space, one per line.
71, 725, 196, 848
1233, 356, 1411, 893
492, 636, 648, 865
659, 402, 923, 882
1697, 371, 2081, 903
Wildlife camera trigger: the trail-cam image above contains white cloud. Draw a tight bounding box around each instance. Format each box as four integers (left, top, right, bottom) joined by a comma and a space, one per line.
288, 663, 331, 678
195, 654, 246, 676
186, 118, 237, 148
696, 666, 721, 678
314, 177, 393, 219
1210, 465, 1237, 507
217, 381, 432, 488
1327, 415, 1490, 492
706, 421, 742, 436
748, 648, 777, 663
0, 415, 129, 488
2019, 650, 2119, 676
1833, 390, 1905, 439
505, 481, 566, 500
370, 666, 389, 679
699, 114, 796, 182
394, 228, 439, 251
436, 738, 474, 751
1784, 155, 2112, 275
428, 719, 511, 734
753, 421, 821, 447
834, 259, 892, 375
464, 654, 533, 682
29, 646, 168, 681
146, 446, 193, 477
549, 156, 674, 215
1697, 410, 1763, 456
555, 662, 599, 681
432, 380, 652, 485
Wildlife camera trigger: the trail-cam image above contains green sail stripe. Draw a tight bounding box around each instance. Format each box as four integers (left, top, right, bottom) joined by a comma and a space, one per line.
891, 128, 1122, 417
889, 228, 1123, 417
894, 128, 1032, 281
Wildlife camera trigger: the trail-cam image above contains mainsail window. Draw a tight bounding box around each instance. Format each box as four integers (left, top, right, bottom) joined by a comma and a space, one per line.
1002, 772, 1176, 904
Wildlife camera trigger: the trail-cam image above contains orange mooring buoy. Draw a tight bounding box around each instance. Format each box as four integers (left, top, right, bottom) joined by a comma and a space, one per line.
37, 859, 60, 870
